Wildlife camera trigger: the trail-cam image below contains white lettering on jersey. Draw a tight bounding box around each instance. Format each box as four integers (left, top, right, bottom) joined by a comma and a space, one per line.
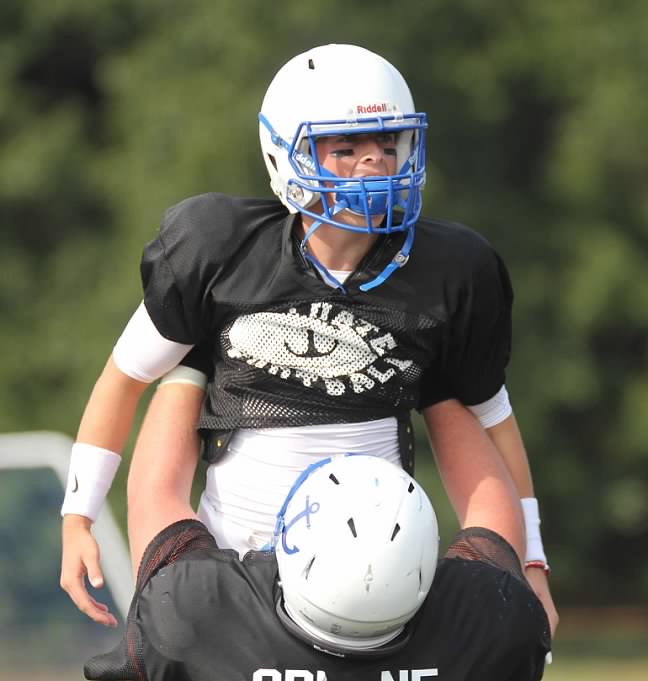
254, 671, 281, 681
253, 671, 327, 681
381, 670, 439, 681
227, 305, 412, 397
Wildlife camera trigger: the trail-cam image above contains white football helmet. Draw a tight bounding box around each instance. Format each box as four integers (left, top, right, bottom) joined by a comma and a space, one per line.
273, 454, 439, 655
259, 44, 428, 291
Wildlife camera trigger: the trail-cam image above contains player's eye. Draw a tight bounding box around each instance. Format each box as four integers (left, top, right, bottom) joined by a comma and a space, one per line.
330, 148, 354, 158
383, 147, 397, 156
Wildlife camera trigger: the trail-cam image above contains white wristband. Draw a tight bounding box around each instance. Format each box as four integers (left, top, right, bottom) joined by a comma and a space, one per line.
521, 497, 547, 563
61, 443, 121, 523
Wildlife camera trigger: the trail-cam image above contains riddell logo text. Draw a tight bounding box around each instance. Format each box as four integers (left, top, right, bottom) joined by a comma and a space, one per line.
356, 103, 389, 114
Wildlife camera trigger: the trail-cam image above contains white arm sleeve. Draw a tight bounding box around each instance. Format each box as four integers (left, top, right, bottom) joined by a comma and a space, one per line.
467, 384, 512, 428
159, 365, 208, 390
112, 302, 194, 383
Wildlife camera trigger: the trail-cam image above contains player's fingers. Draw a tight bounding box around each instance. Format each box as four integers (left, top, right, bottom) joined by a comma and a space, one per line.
90, 599, 110, 613
87, 595, 119, 626
60, 552, 117, 627
59, 554, 87, 600
63, 572, 117, 626
81, 553, 119, 626
79, 540, 105, 589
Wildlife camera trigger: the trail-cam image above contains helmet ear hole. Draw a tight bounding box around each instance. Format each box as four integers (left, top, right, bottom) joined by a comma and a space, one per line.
303, 555, 316, 579
266, 153, 278, 171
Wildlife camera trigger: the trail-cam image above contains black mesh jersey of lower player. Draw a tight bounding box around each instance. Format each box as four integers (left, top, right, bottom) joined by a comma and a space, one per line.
84, 521, 550, 681
140, 193, 513, 435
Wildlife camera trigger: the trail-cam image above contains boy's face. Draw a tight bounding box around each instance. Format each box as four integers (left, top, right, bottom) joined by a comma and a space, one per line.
312, 132, 398, 227
315, 132, 397, 179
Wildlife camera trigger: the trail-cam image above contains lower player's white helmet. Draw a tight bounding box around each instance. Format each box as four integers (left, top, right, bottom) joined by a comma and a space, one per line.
258, 44, 428, 291
273, 454, 439, 655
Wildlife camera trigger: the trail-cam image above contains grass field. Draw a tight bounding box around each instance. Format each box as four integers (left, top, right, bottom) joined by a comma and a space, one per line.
544, 658, 648, 681
543, 606, 648, 680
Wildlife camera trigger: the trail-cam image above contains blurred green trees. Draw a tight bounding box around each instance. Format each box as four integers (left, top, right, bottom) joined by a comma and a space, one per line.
1, 0, 647, 605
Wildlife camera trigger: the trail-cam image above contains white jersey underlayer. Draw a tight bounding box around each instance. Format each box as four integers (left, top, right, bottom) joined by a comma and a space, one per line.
197, 417, 400, 557
326, 268, 352, 284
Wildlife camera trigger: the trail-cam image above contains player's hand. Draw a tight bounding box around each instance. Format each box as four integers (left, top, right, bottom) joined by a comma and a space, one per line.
525, 565, 559, 638
60, 514, 118, 627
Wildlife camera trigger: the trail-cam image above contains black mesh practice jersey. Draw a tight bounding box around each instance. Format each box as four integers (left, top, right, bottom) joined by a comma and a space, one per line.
85, 520, 550, 681
140, 193, 513, 443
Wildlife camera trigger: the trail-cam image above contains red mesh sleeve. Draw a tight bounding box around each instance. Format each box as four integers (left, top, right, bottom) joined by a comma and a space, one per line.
444, 527, 525, 582
135, 519, 217, 590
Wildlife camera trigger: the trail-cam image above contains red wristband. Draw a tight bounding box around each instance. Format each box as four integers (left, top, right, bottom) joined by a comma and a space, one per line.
525, 560, 551, 576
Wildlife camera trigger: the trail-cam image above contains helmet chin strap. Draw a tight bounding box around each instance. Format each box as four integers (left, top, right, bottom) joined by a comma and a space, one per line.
300, 204, 349, 292
300, 199, 415, 293
359, 226, 413, 292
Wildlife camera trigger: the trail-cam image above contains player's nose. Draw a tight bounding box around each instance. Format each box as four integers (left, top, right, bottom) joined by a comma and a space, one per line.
357, 138, 384, 163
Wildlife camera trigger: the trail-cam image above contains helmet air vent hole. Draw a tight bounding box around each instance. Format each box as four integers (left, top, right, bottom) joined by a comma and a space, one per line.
347, 517, 357, 538
390, 523, 401, 541
267, 153, 278, 171
308, 58, 315, 70
329, 473, 340, 485
303, 555, 316, 580
407, 482, 415, 493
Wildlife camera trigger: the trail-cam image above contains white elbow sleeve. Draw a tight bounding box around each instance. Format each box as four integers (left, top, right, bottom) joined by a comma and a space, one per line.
467, 384, 512, 428
159, 365, 208, 390
112, 302, 194, 383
